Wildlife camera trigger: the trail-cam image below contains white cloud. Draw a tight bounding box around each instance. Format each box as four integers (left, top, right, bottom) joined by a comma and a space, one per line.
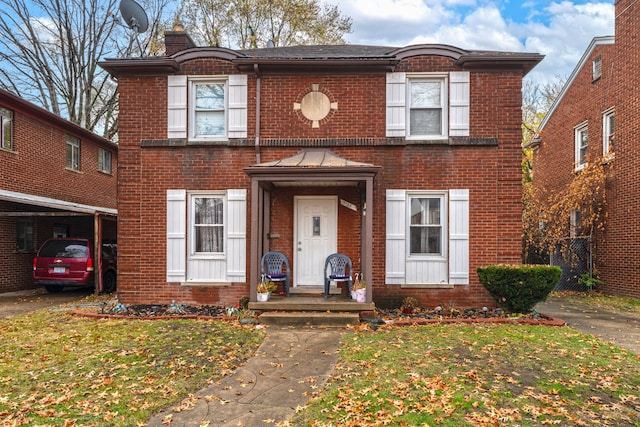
339, 0, 614, 85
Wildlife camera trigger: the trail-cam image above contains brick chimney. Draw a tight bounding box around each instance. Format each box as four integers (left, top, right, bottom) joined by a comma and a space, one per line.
164, 30, 196, 55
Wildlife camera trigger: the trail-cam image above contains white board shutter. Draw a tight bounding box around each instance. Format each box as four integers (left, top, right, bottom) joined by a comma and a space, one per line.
386, 72, 406, 137
226, 189, 246, 281
449, 189, 469, 284
386, 190, 406, 284
227, 75, 248, 138
449, 72, 470, 136
167, 189, 186, 282
167, 75, 187, 139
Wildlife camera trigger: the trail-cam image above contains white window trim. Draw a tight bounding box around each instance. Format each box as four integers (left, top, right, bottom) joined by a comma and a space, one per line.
0, 106, 13, 151
385, 189, 469, 287
98, 147, 112, 174
406, 73, 449, 140
188, 76, 228, 142
602, 107, 615, 157
167, 189, 246, 284
407, 191, 448, 261
66, 135, 80, 171
189, 191, 226, 259
574, 121, 588, 171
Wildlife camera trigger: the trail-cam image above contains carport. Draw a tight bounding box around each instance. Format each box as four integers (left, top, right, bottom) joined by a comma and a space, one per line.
0, 189, 117, 293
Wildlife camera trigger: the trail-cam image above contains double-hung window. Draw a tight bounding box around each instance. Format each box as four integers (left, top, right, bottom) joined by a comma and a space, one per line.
98, 147, 112, 174
408, 77, 447, 139
191, 80, 226, 139
386, 189, 469, 286
1, 107, 12, 150
192, 195, 224, 254
409, 196, 444, 256
66, 135, 80, 170
603, 108, 615, 156
166, 189, 246, 284
167, 75, 248, 141
575, 123, 588, 170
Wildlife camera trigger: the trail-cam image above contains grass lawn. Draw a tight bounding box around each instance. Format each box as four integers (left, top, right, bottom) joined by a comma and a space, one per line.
0, 310, 264, 426
290, 324, 640, 426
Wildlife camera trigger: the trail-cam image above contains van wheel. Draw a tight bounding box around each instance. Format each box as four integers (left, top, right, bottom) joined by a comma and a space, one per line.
44, 285, 64, 293
102, 271, 117, 293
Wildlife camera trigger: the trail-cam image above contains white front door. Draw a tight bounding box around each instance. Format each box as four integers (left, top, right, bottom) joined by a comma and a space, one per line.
294, 196, 337, 287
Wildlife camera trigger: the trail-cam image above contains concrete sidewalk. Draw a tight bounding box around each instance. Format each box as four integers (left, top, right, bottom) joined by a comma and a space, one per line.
146, 327, 344, 427
536, 297, 640, 354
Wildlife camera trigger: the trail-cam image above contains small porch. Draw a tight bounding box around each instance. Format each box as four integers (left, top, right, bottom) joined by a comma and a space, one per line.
244, 149, 380, 306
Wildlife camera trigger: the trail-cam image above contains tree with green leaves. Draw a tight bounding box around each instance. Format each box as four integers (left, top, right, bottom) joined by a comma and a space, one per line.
0, 0, 171, 139
175, 0, 352, 49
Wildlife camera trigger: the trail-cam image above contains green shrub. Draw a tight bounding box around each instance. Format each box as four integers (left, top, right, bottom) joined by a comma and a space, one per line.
477, 265, 561, 313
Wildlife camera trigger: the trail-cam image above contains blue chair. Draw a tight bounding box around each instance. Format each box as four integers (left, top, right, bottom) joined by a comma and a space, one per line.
324, 253, 352, 298
261, 251, 290, 296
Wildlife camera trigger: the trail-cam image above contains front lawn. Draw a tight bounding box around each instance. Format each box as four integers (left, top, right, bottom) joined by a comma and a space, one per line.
0, 310, 264, 426
291, 324, 640, 426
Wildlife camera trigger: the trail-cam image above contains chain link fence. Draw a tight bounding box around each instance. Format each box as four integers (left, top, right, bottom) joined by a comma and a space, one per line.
549, 236, 592, 291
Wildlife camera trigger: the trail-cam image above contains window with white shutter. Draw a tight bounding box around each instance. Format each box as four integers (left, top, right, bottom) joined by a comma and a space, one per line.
166, 189, 246, 283
386, 189, 469, 286
385, 72, 470, 139
167, 75, 247, 141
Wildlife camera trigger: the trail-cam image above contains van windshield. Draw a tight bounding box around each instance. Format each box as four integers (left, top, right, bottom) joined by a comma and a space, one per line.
39, 240, 89, 258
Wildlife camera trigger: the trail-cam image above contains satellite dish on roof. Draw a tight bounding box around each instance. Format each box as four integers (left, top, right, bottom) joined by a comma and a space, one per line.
119, 0, 148, 57
119, 0, 148, 33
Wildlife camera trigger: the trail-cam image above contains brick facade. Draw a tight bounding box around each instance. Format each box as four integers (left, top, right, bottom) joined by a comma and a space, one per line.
101, 38, 541, 308
532, 0, 640, 298
0, 89, 118, 293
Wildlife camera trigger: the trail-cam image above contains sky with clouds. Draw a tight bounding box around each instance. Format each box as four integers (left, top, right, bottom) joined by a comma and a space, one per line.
336, 0, 615, 85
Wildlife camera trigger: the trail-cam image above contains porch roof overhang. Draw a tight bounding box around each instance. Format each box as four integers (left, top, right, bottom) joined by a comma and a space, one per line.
0, 189, 117, 216
243, 149, 381, 180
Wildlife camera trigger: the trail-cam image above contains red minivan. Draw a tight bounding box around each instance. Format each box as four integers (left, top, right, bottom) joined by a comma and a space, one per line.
33, 238, 117, 293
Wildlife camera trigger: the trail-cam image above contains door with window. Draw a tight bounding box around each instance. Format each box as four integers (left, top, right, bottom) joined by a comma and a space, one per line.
294, 197, 337, 287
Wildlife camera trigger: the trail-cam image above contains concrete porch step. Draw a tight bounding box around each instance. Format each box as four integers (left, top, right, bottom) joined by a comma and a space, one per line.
258, 311, 361, 327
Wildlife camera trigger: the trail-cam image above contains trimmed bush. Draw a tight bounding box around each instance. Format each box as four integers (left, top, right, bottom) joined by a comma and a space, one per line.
477, 265, 561, 313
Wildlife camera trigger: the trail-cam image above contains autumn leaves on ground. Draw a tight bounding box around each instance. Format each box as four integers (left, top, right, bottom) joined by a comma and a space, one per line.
0, 297, 639, 426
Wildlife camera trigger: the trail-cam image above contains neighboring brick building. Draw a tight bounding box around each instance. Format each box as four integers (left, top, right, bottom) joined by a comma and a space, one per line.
0, 89, 118, 293
100, 32, 542, 308
530, 0, 640, 298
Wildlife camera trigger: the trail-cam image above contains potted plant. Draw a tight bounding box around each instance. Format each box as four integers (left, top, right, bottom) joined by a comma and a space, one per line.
257, 279, 276, 302
400, 296, 419, 314
352, 276, 366, 302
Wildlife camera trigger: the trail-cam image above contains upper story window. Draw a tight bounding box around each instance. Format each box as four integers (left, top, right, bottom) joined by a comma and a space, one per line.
1, 106, 13, 150
386, 72, 469, 140
408, 77, 447, 139
98, 147, 112, 174
191, 80, 226, 139
574, 122, 588, 171
603, 108, 615, 156
167, 75, 247, 141
191, 194, 225, 254
592, 56, 602, 81
409, 195, 444, 256
66, 135, 80, 171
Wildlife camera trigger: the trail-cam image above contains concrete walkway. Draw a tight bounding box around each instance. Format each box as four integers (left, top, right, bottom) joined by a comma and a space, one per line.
536, 297, 640, 354
146, 327, 344, 427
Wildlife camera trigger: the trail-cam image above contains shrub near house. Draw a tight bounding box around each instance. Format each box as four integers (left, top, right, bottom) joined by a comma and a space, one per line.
477, 265, 561, 313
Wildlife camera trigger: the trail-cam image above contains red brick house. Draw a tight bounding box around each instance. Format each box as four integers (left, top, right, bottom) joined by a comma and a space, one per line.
0, 88, 118, 293
99, 32, 542, 308
529, 0, 640, 298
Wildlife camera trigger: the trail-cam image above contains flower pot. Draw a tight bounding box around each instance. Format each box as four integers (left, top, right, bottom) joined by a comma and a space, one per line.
351, 290, 357, 300
257, 292, 270, 302
356, 288, 366, 303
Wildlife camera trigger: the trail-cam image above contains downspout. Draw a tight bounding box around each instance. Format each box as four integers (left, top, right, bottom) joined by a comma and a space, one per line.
254, 63, 261, 164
